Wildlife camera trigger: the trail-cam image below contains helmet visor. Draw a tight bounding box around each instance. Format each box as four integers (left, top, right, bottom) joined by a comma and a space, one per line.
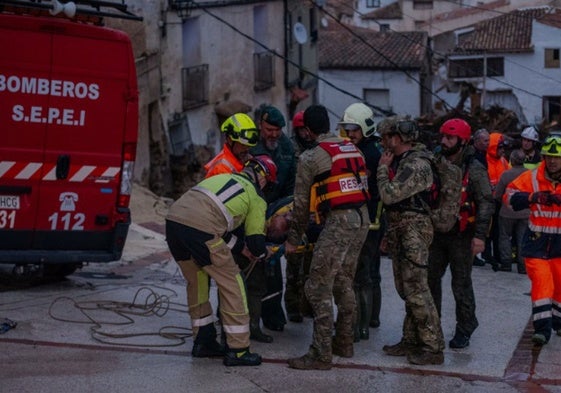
340, 124, 361, 133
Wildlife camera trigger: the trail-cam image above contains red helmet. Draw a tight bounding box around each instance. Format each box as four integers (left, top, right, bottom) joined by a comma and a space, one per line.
246, 155, 277, 184
292, 111, 305, 128
440, 118, 471, 141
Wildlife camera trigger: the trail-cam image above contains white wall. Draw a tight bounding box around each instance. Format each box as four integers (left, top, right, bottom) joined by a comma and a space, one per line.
318, 68, 422, 128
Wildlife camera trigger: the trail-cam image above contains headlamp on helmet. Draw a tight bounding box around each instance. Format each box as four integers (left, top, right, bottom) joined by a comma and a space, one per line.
221, 113, 259, 147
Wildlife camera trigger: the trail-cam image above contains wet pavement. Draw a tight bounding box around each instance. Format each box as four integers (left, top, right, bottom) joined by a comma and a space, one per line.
1, 222, 561, 393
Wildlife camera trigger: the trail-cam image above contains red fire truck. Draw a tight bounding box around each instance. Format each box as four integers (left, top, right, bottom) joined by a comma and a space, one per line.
0, 0, 141, 277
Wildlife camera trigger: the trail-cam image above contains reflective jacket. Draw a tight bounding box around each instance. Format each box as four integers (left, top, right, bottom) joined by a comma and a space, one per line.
167, 173, 267, 258
486, 133, 511, 196
204, 143, 244, 177
505, 162, 561, 258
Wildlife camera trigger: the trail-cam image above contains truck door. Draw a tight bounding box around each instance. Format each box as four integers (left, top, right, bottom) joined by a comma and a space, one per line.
0, 18, 51, 248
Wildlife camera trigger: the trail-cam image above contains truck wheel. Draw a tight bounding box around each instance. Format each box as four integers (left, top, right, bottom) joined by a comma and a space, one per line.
43, 264, 80, 278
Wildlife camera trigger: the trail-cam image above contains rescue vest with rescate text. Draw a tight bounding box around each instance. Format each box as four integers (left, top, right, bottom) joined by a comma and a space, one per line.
310, 141, 369, 222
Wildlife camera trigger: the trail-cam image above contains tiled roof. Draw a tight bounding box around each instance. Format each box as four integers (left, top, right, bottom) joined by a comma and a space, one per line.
457, 7, 551, 53
537, 9, 561, 29
421, 0, 508, 25
324, 0, 354, 18
319, 25, 427, 69
362, 2, 402, 20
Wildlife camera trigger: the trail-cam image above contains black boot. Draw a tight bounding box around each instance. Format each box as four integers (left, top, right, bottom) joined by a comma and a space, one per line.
192, 323, 225, 358
370, 285, 381, 328
248, 295, 273, 343
223, 347, 262, 366
358, 287, 373, 340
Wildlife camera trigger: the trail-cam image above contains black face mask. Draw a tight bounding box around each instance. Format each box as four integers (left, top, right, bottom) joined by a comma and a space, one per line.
440, 139, 463, 157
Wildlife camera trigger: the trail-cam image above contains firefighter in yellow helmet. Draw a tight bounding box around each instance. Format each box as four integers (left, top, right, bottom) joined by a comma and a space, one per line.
505, 134, 561, 345
204, 113, 259, 177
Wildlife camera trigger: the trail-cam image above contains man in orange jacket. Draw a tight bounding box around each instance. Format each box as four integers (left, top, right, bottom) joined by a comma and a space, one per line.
204, 113, 258, 177
505, 135, 561, 345
484, 132, 511, 268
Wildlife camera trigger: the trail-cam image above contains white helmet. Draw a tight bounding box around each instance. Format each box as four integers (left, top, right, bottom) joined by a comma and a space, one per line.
338, 103, 378, 138
521, 126, 539, 142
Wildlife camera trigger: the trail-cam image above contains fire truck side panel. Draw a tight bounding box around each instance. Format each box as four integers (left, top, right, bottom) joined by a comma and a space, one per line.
0, 13, 138, 264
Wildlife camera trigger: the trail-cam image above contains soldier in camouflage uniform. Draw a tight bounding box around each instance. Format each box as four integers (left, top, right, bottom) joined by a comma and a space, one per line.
285, 105, 370, 370
376, 116, 445, 365
428, 118, 494, 349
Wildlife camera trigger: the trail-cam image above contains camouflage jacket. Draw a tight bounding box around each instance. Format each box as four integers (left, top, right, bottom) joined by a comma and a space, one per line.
376, 143, 433, 214
447, 145, 494, 241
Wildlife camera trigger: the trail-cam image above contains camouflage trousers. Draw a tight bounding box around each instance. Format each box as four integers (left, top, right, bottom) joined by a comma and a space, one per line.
386, 212, 445, 353
305, 206, 369, 363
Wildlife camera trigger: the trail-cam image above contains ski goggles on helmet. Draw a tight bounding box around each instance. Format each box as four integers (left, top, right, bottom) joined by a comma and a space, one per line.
235, 128, 259, 146
541, 135, 561, 157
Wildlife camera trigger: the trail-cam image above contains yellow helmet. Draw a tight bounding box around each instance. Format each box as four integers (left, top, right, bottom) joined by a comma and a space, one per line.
541, 135, 561, 157
221, 113, 259, 146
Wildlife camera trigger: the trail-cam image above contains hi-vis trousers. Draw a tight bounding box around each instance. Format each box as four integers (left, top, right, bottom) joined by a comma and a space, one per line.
525, 257, 561, 340
167, 220, 250, 350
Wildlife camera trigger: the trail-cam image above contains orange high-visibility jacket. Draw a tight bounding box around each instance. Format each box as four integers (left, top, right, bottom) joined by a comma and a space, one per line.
204, 143, 245, 177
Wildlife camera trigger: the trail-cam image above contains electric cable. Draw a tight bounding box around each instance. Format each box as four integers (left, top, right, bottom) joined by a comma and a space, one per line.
48, 285, 194, 348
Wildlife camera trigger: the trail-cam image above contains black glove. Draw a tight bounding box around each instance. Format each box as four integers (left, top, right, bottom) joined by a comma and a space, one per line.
529, 191, 553, 205
549, 193, 561, 205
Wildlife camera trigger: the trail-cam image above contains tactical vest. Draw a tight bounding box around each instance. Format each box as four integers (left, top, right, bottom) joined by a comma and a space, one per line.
458, 169, 476, 232
310, 141, 368, 222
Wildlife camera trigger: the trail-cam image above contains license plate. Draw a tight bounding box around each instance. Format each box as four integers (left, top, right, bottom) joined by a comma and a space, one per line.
0, 195, 20, 210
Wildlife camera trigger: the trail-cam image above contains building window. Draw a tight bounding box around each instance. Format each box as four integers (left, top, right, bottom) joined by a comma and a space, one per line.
168, 112, 192, 155
448, 57, 504, 78
181, 64, 208, 110
545, 48, 560, 68
413, 0, 433, 10
380, 24, 390, 32
366, 0, 381, 7
364, 88, 391, 118
486, 57, 504, 77
543, 96, 561, 124
254, 52, 275, 91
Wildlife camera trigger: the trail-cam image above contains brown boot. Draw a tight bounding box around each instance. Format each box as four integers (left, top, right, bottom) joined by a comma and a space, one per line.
332, 338, 354, 358
382, 341, 417, 356
287, 354, 332, 370
407, 351, 444, 365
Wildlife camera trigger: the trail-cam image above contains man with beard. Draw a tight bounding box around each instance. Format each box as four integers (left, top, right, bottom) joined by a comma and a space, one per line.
250, 106, 296, 333
251, 105, 296, 204
428, 118, 494, 349
377, 116, 445, 365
